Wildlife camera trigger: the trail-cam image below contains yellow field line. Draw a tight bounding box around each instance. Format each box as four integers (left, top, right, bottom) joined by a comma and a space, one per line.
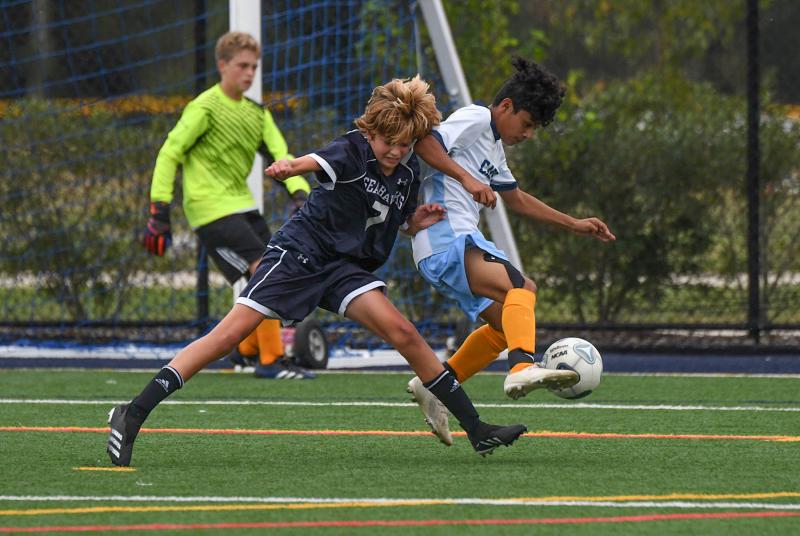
0, 501, 444, 517
511, 492, 800, 502
73, 467, 136, 472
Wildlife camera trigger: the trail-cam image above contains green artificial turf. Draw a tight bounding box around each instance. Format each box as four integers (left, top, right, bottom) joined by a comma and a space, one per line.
0, 369, 798, 535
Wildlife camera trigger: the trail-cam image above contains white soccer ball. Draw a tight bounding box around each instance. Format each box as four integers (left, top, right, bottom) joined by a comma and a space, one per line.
541, 337, 603, 399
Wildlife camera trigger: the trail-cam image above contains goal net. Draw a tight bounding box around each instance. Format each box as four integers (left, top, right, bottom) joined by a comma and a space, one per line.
0, 0, 466, 357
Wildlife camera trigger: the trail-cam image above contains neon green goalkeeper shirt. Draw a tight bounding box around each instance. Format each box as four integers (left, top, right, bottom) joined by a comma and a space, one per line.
150, 83, 310, 228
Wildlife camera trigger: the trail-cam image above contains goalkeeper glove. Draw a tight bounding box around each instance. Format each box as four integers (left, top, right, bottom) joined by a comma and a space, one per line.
289, 190, 308, 215
143, 201, 171, 256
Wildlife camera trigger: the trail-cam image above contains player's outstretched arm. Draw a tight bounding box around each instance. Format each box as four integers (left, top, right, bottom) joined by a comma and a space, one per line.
500, 188, 616, 242
265, 156, 320, 181
415, 135, 496, 209
402, 203, 447, 236
570, 217, 616, 242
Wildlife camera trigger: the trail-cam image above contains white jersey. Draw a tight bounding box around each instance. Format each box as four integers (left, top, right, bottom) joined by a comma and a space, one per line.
412, 104, 517, 265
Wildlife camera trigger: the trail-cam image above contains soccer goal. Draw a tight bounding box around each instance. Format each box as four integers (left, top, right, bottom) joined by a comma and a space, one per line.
0, 0, 517, 363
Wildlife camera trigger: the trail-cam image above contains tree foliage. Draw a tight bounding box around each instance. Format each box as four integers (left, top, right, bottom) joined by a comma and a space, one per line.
442, 0, 800, 323
440, 0, 549, 102
514, 74, 746, 321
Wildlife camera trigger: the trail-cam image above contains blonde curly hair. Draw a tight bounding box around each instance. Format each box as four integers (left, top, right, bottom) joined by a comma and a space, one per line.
354, 75, 441, 144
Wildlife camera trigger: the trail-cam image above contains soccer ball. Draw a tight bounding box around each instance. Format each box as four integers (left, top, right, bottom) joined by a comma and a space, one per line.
541, 337, 603, 399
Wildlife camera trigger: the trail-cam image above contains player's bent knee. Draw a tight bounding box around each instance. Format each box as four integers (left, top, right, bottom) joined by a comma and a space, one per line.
385, 319, 420, 350
213, 329, 248, 355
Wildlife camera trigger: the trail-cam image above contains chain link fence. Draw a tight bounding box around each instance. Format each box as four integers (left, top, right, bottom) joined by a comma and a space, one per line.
0, 0, 798, 352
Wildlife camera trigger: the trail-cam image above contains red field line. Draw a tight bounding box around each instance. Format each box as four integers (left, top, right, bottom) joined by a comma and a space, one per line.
1, 426, 798, 442
1, 511, 798, 533
531, 431, 800, 442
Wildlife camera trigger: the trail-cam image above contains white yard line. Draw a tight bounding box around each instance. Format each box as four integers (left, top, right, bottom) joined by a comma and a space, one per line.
0, 494, 798, 511
1, 398, 798, 412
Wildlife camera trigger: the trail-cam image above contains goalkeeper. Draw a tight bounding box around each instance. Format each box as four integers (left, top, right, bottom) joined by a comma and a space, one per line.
143, 31, 314, 380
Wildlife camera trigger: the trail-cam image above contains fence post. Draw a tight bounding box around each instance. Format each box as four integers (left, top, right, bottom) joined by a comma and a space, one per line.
195, 0, 210, 332
746, 0, 761, 342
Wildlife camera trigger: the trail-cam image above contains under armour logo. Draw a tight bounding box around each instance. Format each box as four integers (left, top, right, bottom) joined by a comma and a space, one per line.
397, 177, 408, 186
297, 253, 308, 264
155, 378, 170, 392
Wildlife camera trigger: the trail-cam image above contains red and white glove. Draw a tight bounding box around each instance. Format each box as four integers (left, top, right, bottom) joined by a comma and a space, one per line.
142, 201, 171, 256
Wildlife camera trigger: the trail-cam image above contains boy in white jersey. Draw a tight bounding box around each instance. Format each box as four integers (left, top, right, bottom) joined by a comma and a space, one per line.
407, 57, 616, 446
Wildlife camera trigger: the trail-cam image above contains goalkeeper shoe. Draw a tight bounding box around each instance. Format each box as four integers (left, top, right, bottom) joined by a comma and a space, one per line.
503, 363, 579, 400
227, 348, 257, 369
468, 421, 528, 457
106, 404, 142, 467
406, 376, 453, 446
254, 360, 316, 380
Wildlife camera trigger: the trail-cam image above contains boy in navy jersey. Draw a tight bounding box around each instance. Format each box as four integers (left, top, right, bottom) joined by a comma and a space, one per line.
107, 76, 527, 466
406, 58, 616, 446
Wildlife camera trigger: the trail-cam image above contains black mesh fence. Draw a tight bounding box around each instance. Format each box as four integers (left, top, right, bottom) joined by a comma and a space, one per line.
489, 0, 800, 350
0, 0, 798, 352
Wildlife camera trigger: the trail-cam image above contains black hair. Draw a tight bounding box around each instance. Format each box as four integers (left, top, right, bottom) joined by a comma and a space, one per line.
491, 57, 565, 127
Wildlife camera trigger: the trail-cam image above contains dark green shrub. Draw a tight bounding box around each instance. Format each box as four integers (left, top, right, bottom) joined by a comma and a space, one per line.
0, 98, 176, 321
510, 73, 790, 323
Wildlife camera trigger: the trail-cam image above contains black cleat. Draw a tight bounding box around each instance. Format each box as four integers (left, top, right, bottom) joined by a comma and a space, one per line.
107, 404, 142, 467
467, 422, 528, 457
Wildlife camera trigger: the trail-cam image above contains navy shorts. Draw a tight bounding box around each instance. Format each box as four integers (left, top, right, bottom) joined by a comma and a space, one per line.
195, 211, 271, 285
235, 243, 386, 324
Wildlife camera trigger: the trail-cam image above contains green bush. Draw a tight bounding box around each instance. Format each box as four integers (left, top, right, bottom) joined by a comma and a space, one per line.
0, 98, 177, 321
510, 73, 799, 323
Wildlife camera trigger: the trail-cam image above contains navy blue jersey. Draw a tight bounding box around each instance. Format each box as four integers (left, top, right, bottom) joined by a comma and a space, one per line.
271, 130, 420, 272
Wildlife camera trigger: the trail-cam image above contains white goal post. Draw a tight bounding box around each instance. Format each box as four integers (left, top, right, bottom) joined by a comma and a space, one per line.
229, 0, 522, 298
229, 0, 263, 299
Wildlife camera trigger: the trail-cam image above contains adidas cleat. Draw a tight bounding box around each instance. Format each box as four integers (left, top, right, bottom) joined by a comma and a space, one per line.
254, 360, 316, 379
503, 363, 579, 400
406, 376, 453, 446
107, 404, 142, 467
227, 348, 257, 369
468, 422, 528, 456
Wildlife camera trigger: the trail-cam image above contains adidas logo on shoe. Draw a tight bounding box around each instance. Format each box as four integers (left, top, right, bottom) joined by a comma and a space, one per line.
107, 427, 123, 459
468, 422, 527, 457
106, 404, 143, 467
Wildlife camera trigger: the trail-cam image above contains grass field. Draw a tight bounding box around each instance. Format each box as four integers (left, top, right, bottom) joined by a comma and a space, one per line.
1, 368, 799, 534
